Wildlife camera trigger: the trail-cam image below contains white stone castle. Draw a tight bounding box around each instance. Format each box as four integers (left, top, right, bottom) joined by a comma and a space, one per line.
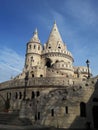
0, 22, 98, 129
15, 22, 89, 80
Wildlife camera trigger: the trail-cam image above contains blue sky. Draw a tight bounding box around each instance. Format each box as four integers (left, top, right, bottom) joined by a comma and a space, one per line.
0, 0, 98, 82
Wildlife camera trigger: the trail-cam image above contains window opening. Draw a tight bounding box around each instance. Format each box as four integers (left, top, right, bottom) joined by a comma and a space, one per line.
34, 45, 36, 49
65, 106, 68, 114
46, 59, 51, 68
51, 109, 54, 116
15, 92, 18, 99
31, 57, 34, 62
31, 91, 35, 99
35, 114, 37, 121
9, 93, 11, 99
32, 74, 34, 77
40, 74, 43, 77
19, 92, 22, 99
80, 102, 86, 117
38, 112, 40, 120
29, 45, 31, 49
36, 91, 40, 97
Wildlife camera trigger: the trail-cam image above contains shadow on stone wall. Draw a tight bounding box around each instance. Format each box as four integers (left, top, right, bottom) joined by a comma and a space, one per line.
69, 78, 98, 130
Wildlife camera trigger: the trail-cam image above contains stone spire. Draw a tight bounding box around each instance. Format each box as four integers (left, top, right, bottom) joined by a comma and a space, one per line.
30, 28, 40, 43
45, 21, 67, 50
47, 21, 63, 44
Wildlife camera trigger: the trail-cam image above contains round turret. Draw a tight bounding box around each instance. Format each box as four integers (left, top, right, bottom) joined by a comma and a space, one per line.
25, 29, 42, 72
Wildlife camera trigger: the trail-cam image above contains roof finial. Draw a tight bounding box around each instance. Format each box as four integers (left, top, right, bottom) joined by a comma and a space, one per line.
34, 28, 38, 34
30, 28, 40, 43
54, 20, 56, 25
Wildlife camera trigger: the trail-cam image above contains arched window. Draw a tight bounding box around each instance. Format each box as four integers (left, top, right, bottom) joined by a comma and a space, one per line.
36, 91, 40, 97
80, 102, 86, 117
34, 112, 40, 121
58, 44, 61, 49
46, 58, 52, 68
31, 91, 35, 99
34, 45, 36, 49
48, 44, 51, 49
31, 56, 34, 62
15, 92, 18, 99
51, 109, 54, 117
29, 45, 31, 49
32, 74, 34, 77
38, 112, 40, 120
46, 61, 51, 67
31, 71, 34, 77
19, 92, 22, 99
65, 106, 68, 114
35, 114, 37, 121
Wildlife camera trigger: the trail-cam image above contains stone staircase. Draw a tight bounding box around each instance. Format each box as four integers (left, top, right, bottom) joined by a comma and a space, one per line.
0, 112, 32, 126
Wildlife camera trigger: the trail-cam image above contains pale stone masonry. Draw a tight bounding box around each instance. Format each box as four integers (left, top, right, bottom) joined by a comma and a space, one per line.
15, 21, 89, 79
0, 22, 98, 129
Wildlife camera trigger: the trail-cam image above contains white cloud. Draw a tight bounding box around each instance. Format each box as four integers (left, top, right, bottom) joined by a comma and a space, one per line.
0, 47, 24, 82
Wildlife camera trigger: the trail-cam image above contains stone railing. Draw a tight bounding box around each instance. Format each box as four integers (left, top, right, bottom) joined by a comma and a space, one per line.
42, 49, 73, 57
0, 77, 84, 91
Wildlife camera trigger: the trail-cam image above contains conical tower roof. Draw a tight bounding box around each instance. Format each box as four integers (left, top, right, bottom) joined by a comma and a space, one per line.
46, 22, 67, 50
30, 28, 40, 43
47, 22, 63, 44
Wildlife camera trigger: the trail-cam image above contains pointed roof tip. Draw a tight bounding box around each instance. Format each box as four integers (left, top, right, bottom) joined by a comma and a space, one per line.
29, 28, 40, 43
47, 21, 63, 44
54, 20, 56, 24
34, 28, 38, 34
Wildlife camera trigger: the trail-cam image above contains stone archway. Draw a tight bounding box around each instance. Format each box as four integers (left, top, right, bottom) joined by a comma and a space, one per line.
45, 58, 52, 68
92, 106, 98, 128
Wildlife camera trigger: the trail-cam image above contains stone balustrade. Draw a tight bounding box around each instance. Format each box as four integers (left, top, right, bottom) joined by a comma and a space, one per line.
42, 49, 73, 57
0, 77, 84, 91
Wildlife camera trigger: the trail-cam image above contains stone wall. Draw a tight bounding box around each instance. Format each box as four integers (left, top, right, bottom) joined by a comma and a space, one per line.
0, 76, 97, 128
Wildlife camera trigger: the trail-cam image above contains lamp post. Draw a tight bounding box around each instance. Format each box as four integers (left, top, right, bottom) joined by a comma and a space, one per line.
24, 72, 28, 100
86, 59, 90, 79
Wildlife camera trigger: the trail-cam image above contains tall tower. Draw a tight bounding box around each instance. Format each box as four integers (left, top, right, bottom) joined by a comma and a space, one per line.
42, 22, 74, 77
25, 29, 42, 76
45, 21, 67, 51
